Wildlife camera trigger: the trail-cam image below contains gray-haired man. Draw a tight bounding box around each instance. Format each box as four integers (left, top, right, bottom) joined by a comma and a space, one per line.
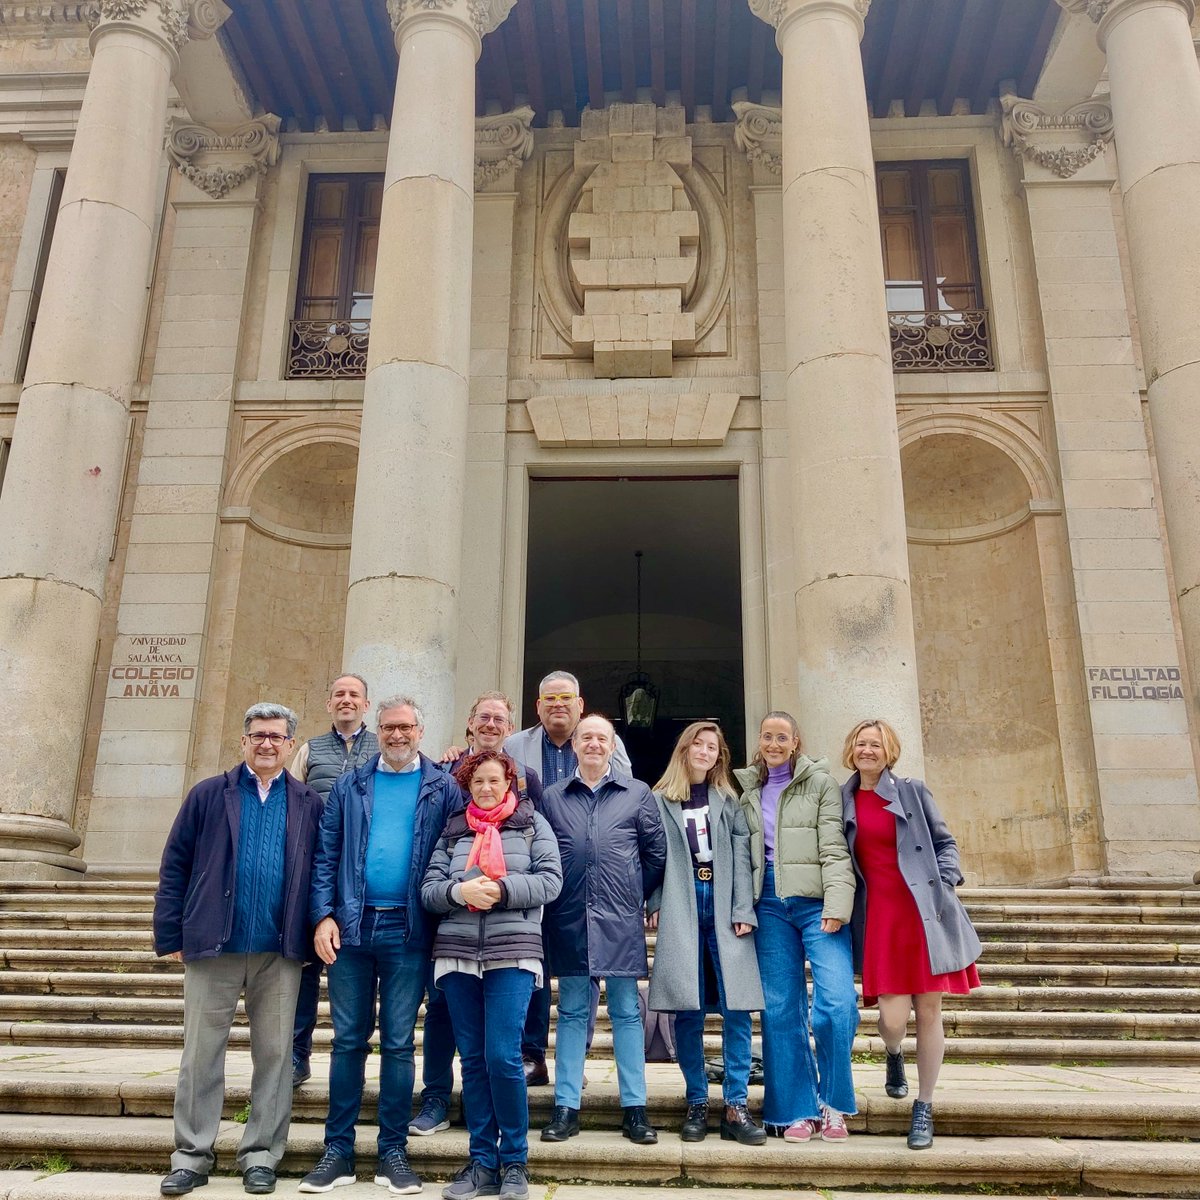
154, 703, 324, 1197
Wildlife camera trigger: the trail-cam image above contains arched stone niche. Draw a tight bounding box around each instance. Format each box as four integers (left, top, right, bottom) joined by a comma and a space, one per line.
901, 431, 1074, 885
216, 439, 357, 765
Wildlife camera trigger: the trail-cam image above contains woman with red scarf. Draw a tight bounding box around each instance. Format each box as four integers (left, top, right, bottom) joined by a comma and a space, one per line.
421, 750, 563, 1200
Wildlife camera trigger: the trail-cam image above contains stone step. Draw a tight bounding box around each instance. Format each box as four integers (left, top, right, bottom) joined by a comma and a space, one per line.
4, 1069, 1200, 1142
4, 972, 1198, 1017
3, 1018, 1197, 1064
0, 1116, 1197, 1194
4, 989, 1198, 1037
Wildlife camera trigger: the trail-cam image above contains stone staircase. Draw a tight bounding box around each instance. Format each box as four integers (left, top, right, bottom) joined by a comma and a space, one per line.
1, 880, 1198, 1196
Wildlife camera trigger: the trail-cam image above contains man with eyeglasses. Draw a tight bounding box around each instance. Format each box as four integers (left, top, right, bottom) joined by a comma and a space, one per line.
287, 674, 378, 1089
154, 703, 324, 1197
300, 696, 461, 1196
503, 671, 631, 1088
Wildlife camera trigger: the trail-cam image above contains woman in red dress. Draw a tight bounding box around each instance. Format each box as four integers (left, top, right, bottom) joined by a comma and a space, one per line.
839, 719, 981, 1150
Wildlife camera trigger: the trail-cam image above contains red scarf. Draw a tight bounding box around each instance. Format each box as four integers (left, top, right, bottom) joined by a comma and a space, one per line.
464, 790, 519, 885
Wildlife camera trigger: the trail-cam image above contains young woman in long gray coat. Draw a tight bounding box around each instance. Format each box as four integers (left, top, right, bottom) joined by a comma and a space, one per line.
840, 719, 981, 1152
647, 722, 766, 1146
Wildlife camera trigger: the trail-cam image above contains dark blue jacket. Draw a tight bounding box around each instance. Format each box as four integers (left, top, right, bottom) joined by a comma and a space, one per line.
310, 752, 462, 949
153, 767, 324, 963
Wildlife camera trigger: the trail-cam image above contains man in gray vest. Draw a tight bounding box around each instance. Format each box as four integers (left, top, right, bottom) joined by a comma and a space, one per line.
288, 673, 378, 1087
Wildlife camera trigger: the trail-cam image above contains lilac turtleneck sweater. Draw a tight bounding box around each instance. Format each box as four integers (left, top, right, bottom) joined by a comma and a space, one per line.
762, 762, 791, 860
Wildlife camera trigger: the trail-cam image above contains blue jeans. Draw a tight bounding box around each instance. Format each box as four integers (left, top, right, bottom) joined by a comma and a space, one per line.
421, 963, 456, 1106
292, 957, 322, 1065
755, 864, 859, 1125
674, 878, 754, 1106
441, 968, 536, 1168
555, 975, 644, 1109
324, 908, 428, 1157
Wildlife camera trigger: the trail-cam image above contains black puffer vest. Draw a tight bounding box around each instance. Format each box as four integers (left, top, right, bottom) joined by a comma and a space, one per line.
305, 727, 379, 800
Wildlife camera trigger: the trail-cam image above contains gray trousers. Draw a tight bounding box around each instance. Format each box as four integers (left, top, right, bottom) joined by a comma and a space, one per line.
172, 952, 302, 1174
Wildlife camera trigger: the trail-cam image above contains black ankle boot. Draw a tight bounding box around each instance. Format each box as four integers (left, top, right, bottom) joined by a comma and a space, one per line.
540, 1105, 580, 1142
885, 1049, 908, 1099
720, 1102, 766, 1146
621, 1106, 658, 1145
907, 1100, 933, 1150
680, 1101, 708, 1142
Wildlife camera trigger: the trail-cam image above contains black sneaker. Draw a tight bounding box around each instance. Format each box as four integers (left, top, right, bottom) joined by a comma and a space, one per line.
298, 1151, 355, 1193
498, 1163, 529, 1200
377, 1147, 423, 1195
441, 1160, 500, 1200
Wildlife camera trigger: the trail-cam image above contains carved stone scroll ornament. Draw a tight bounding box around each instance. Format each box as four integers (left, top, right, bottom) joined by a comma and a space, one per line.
89, 0, 220, 47
388, 0, 516, 38
747, 0, 870, 27
999, 92, 1114, 179
732, 99, 783, 177
166, 114, 281, 199
474, 105, 534, 189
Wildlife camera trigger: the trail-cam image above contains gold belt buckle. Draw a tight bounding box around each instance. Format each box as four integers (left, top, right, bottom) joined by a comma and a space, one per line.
696, 866, 713, 881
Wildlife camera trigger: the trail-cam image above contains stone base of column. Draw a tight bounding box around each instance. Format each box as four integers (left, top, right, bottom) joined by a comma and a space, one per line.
0, 813, 85, 879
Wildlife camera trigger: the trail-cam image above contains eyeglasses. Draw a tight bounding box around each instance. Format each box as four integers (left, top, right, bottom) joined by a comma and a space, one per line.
473, 714, 510, 727
380, 722, 420, 735
246, 732, 290, 746
539, 692, 578, 703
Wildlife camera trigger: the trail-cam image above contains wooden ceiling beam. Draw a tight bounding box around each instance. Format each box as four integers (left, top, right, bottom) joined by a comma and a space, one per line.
904, 0, 949, 116
550, 0, 579, 123
488, 22, 517, 112
681, 0, 697, 120
648, 0, 667, 107
325, 1, 386, 129
863, 0, 900, 116
216, 12, 276, 123
583, 0, 605, 110
618, 0, 638, 103
875, 0, 920, 119
971, 6, 1018, 113
244, 1, 314, 130
361, 0, 400, 124
1019, 1, 1063, 97
937, 0, 982, 115
711, 0, 732, 121
746, 13, 768, 104
515, 0, 547, 124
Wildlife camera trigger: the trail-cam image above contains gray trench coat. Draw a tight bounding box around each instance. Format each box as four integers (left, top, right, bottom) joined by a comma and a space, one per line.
841, 768, 982, 978
646, 786, 765, 1013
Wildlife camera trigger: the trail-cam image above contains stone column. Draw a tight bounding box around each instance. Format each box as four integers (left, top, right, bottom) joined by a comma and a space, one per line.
0, 0, 203, 878
342, 0, 515, 750
1059, 0, 1200, 720
748, 0, 924, 771
1003, 89, 1200, 878
87, 115, 278, 877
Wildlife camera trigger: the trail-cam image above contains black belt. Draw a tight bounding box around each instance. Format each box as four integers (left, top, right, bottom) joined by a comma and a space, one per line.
694, 865, 713, 881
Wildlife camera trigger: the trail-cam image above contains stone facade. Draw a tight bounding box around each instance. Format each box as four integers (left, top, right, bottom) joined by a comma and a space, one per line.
1, 0, 1199, 883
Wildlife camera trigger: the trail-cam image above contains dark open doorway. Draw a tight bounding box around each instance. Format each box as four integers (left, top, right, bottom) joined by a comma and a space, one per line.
523, 477, 745, 785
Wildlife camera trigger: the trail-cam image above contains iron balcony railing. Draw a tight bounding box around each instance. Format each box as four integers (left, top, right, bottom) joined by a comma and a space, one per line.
287, 319, 370, 379
888, 309, 993, 372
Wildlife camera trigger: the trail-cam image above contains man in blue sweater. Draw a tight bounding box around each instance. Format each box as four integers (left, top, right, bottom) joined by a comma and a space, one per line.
154, 702, 324, 1197
301, 696, 462, 1196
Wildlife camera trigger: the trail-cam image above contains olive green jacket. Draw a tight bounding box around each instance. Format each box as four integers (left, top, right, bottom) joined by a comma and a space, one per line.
734, 755, 855, 924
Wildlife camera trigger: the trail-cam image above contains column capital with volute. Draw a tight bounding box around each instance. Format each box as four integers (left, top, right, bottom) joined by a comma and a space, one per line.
1057, 0, 1195, 45
748, 0, 871, 40
387, 0, 515, 55
88, 0, 229, 60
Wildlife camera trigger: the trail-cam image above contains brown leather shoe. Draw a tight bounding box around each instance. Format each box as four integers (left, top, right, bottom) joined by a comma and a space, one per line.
523, 1053, 549, 1087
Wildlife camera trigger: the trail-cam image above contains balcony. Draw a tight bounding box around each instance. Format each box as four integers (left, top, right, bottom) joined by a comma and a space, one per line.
889, 309, 993, 372
287, 319, 370, 379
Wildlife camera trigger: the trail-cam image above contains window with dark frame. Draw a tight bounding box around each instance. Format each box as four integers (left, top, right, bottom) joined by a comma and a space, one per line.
16, 168, 66, 384
876, 160, 993, 371
287, 173, 383, 379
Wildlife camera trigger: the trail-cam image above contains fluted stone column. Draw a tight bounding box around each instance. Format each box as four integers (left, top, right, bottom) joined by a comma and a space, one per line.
342, 0, 515, 750
0, 0, 202, 878
748, 0, 924, 770
1060, 0, 1200, 719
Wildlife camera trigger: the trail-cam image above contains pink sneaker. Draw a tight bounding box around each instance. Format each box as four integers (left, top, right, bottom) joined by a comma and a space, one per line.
782, 1119, 820, 1142
820, 1106, 849, 1142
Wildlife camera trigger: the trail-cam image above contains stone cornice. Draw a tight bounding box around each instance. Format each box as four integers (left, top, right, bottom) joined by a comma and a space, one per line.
474, 104, 534, 189
0, 3, 96, 37
166, 113, 280, 198
1000, 90, 1114, 179
387, 0, 515, 40
732, 99, 782, 179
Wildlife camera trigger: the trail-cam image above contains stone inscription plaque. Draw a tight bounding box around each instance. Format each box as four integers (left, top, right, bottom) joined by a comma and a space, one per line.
1087, 666, 1183, 701
107, 635, 198, 701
